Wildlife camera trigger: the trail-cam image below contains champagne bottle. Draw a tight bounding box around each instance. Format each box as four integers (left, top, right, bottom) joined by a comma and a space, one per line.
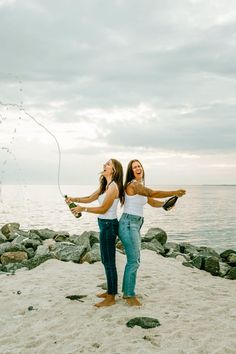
65, 195, 82, 218
162, 196, 178, 211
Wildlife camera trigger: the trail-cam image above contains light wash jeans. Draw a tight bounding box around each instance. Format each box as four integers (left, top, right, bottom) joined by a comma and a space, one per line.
118, 213, 144, 297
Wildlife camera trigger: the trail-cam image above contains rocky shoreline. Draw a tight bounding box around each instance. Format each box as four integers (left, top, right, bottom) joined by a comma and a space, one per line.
0, 222, 235, 279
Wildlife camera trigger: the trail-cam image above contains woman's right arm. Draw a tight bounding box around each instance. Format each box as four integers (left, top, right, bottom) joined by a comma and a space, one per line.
129, 182, 185, 198
65, 189, 100, 204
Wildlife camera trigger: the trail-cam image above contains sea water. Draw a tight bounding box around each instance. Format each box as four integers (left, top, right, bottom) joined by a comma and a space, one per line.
0, 184, 235, 252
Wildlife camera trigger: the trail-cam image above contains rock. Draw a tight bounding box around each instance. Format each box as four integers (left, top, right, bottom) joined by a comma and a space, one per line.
29, 228, 57, 240
21, 238, 42, 251
227, 254, 236, 266
219, 262, 232, 277
182, 261, 194, 268
179, 242, 199, 257
116, 240, 125, 254
69, 232, 91, 251
220, 249, 236, 261
1, 262, 27, 273
26, 248, 35, 259
71, 231, 99, 249
35, 245, 50, 258
197, 246, 221, 260
204, 256, 220, 276
0, 231, 7, 244
11, 235, 27, 245
53, 231, 70, 242
43, 239, 56, 248
51, 243, 87, 263
81, 243, 101, 264
126, 317, 160, 329
1, 251, 28, 265
176, 254, 188, 262
0, 242, 11, 256
1, 223, 20, 238
224, 267, 236, 280
164, 242, 181, 255
191, 255, 204, 270
25, 254, 55, 270
142, 228, 167, 245
141, 239, 165, 255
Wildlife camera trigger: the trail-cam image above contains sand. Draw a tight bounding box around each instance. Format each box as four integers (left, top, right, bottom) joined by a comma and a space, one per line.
0, 250, 236, 354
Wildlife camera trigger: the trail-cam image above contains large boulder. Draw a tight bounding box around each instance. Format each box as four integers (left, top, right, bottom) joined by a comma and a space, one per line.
1, 251, 28, 265
141, 239, 165, 255
1, 223, 20, 238
219, 262, 232, 277
164, 242, 181, 256
204, 256, 220, 276
25, 254, 55, 270
34, 245, 51, 258
29, 228, 57, 240
224, 267, 236, 280
179, 242, 199, 257
227, 254, 236, 267
0, 243, 28, 257
0, 242, 11, 256
70, 231, 99, 249
197, 246, 221, 260
0, 231, 7, 244
142, 228, 167, 245
81, 243, 101, 264
191, 255, 204, 270
53, 231, 70, 242
51, 243, 87, 263
220, 249, 236, 261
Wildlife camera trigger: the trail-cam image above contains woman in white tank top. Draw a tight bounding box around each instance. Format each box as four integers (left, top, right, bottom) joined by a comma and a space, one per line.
65, 158, 124, 307
119, 159, 186, 306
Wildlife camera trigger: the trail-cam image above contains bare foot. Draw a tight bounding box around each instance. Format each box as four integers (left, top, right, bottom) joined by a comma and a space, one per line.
95, 295, 116, 308
126, 297, 142, 306
96, 292, 108, 298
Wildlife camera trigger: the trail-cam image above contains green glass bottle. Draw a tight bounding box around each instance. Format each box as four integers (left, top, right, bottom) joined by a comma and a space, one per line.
65, 195, 82, 218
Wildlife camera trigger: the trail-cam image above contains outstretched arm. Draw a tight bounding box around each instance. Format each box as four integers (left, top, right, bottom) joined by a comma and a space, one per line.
130, 182, 186, 198
71, 184, 118, 215
65, 189, 100, 204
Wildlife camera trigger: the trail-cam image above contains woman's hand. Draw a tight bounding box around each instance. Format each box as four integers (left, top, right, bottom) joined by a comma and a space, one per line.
65, 196, 75, 204
71, 205, 83, 215
175, 189, 186, 197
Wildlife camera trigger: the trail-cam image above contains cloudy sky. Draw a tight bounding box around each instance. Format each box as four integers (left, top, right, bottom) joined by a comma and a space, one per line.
0, 0, 236, 186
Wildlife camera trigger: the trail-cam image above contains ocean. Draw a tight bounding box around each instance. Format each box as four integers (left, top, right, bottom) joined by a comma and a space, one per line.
0, 184, 235, 253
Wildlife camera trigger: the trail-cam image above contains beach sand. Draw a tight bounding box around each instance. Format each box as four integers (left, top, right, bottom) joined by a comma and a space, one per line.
0, 250, 236, 354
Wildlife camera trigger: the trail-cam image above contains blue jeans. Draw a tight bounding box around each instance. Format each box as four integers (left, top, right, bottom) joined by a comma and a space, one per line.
118, 213, 144, 297
98, 218, 118, 295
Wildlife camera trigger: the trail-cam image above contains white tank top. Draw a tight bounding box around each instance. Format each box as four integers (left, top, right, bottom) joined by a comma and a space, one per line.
123, 192, 147, 217
98, 182, 119, 219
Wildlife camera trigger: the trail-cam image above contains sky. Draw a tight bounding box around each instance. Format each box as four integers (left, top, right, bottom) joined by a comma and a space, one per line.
0, 0, 236, 186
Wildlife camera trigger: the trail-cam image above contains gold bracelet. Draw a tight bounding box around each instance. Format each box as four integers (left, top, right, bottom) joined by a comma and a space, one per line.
84, 207, 88, 212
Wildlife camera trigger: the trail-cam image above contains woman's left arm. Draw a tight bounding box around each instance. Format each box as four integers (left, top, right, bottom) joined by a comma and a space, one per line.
71, 184, 117, 215
147, 198, 164, 208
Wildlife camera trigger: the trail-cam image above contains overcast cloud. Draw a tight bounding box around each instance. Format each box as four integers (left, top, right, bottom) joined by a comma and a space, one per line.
0, 0, 236, 185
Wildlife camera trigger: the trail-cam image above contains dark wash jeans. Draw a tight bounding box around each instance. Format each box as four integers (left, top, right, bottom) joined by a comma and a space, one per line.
98, 218, 118, 295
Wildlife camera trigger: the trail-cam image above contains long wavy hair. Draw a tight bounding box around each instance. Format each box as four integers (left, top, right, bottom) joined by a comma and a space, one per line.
99, 158, 124, 203
124, 159, 145, 191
